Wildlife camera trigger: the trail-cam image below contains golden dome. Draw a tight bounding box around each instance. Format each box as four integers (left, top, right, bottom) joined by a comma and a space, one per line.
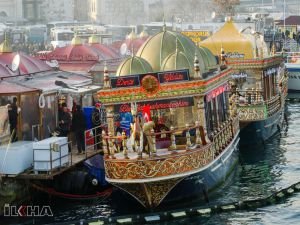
139, 30, 149, 38
161, 50, 190, 71
0, 37, 12, 53
71, 35, 82, 45
88, 34, 99, 44
201, 20, 254, 59
127, 30, 137, 40
116, 56, 153, 76
136, 29, 216, 76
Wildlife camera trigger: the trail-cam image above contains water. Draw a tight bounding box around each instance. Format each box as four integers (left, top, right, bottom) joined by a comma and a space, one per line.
3, 101, 300, 224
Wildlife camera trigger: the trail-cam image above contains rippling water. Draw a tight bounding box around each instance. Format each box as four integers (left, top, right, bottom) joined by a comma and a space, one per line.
5, 101, 300, 225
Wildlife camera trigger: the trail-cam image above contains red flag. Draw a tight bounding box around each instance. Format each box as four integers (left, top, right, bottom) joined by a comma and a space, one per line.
142, 105, 151, 122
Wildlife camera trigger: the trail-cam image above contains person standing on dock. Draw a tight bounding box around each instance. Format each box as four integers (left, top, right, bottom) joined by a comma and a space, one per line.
72, 105, 86, 154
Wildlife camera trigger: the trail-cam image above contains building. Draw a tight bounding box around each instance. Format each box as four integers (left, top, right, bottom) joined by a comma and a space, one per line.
89, 0, 145, 25
276, 15, 300, 38
0, 0, 23, 24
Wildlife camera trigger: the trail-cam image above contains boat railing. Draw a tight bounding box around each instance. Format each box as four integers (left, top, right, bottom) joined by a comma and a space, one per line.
210, 116, 239, 158
102, 117, 239, 181
102, 116, 239, 161
233, 88, 264, 107
102, 122, 210, 160
84, 125, 104, 158
265, 95, 281, 117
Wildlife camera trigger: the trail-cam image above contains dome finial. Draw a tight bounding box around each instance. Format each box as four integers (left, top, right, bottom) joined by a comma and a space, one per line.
194, 50, 200, 75
163, 16, 166, 32
0, 31, 12, 53
103, 61, 111, 89
175, 38, 179, 53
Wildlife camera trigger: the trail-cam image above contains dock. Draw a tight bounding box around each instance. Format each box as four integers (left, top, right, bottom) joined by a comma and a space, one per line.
7, 148, 103, 180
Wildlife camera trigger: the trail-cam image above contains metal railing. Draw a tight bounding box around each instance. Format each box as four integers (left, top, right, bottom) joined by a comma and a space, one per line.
84, 125, 104, 158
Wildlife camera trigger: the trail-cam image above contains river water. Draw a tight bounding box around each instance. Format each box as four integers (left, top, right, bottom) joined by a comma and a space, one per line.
3, 101, 300, 225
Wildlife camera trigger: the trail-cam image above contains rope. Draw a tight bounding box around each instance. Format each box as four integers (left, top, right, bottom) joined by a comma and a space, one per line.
30, 183, 112, 200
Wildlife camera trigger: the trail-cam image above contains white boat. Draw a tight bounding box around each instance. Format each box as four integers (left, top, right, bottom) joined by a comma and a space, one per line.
285, 52, 300, 93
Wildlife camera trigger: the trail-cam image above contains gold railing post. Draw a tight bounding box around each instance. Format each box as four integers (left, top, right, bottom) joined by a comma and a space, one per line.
108, 132, 115, 159
122, 131, 129, 159
170, 126, 177, 150
195, 121, 202, 145
185, 124, 192, 149
151, 128, 157, 156
102, 130, 107, 155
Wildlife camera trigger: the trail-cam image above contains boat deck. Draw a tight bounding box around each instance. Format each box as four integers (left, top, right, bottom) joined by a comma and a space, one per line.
13, 148, 103, 180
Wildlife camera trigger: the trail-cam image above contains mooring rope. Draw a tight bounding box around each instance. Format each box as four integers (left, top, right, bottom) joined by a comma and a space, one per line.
47, 180, 300, 225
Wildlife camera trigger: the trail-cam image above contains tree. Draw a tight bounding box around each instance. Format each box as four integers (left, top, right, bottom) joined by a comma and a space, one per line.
213, 0, 240, 17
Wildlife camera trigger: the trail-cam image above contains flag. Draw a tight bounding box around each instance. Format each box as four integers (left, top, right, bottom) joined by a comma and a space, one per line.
142, 105, 151, 122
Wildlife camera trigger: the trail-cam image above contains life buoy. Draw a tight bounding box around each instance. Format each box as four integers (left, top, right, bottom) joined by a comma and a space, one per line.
38, 94, 46, 108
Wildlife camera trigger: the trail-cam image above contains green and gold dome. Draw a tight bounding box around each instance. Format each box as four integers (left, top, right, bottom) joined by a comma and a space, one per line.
161, 50, 190, 72
116, 56, 153, 76
135, 26, 217, 76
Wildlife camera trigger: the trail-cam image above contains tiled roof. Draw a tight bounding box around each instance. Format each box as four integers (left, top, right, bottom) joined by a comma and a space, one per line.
276, 16, 300, 25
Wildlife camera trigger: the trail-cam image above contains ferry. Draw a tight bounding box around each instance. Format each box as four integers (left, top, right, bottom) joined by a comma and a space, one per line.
97, 24, 240, 208
201, 18, 288, 145
285, 52, 300, 93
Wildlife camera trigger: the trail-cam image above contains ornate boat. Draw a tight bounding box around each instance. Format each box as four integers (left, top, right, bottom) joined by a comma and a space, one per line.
201, 19, 288, 145
96, 25, 240, 208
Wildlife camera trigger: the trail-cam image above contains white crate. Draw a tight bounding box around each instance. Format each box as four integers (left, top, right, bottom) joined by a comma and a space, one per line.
33, 137, 69, 172
0, 141, 33, 175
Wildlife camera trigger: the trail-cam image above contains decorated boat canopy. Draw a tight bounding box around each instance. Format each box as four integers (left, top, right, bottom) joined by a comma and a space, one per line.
201, 18, 270, 60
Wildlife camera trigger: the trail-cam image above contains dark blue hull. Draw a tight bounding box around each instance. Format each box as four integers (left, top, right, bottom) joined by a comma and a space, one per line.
239, 109, 283, 145
164, 133, 240, 203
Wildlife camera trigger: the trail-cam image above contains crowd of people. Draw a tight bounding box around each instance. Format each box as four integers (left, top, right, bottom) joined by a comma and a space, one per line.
11, 42, 53, 56
57, 102, 106, 155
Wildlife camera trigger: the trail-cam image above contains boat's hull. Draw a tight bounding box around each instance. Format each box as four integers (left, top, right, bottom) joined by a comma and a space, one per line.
286, 64, 300, 93
164, 133, 240, 203
110, 133, 240, 208
239, 109, 283, 145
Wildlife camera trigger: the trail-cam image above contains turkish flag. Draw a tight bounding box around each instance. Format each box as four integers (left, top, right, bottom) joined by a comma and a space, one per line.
142, 105, 151, 122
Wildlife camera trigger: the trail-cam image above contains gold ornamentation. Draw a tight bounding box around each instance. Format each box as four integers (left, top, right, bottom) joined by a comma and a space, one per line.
114, 178, 183, 208
104, 145, 213, 180
141, 75, 159, 95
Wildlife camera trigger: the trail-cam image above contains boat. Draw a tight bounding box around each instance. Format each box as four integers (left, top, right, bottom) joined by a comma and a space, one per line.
201, 19, 288, 145
284, 52, 300, 93
96, 24, 240, 208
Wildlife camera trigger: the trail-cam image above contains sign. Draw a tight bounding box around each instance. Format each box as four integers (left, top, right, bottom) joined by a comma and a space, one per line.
181, 30, 211, 44
231, 72, 248, 79
206, 83, 228, 102
110, 69, 190, 89
264, 67, 278, 76
226, 52, 245, 59
110, 76, 140, 88
4, 204, 53, 217
158, 70, 190, 83
115, 97, 194, 113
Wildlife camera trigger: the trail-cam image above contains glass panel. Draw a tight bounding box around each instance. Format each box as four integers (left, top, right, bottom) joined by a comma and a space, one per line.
20, 94, 39, 141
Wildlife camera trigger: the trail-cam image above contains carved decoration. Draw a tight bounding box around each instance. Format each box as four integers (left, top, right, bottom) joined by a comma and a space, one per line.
114, 177, 184, 207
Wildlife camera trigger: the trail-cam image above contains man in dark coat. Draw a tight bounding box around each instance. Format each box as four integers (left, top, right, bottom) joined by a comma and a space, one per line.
8, 97, 18, 142
72, 105, 86, 154
58, 104, 71, 137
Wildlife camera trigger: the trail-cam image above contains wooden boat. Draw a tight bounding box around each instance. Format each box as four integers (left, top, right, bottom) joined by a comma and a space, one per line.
201, 19, 288, 145
96, 25, 240, 208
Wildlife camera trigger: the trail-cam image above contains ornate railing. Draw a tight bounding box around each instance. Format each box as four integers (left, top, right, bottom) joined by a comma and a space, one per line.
232, 88, 282, 121
266, 95, 281, 117
103, 117, 239, 180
